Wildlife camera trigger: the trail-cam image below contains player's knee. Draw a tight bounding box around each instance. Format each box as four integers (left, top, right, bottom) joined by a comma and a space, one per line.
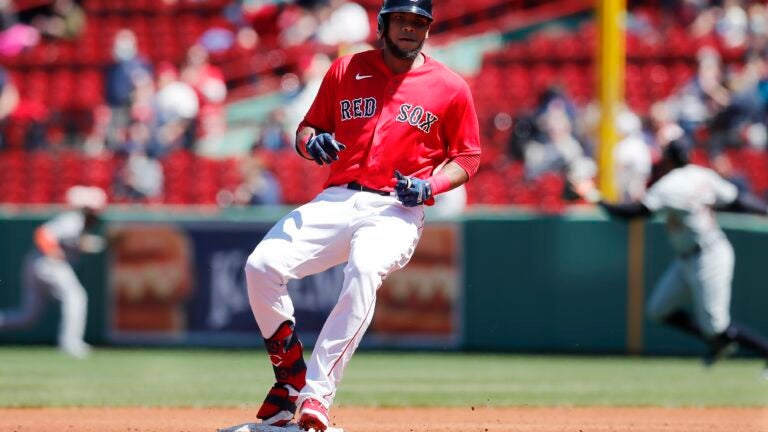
61, 287, 87, 315
244, 250, 269, 280
244, 249, 285, 287
339, 264, 382, 315
71, 286, 87, 305
343, 262, 383, 284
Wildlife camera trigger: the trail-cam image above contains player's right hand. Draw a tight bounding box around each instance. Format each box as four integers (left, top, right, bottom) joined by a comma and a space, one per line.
306, 133, 346, 165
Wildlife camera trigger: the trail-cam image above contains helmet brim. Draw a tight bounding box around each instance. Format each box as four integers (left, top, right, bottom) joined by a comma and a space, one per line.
380, 6, 433, 21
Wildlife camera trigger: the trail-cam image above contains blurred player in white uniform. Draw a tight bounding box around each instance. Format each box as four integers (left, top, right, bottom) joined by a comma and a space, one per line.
0, 186, 107, 359
577, 139, 768, 373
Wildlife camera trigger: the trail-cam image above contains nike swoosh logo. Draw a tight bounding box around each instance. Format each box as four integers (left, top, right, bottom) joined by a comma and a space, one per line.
355, 73, 372, 80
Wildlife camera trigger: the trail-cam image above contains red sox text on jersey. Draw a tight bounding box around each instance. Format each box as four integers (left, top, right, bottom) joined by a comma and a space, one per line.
340, 98, 439, 135
340, 98, 376, 120
395, 104, 439, 133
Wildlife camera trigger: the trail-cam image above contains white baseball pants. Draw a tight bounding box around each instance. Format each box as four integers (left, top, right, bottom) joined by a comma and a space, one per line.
244, 186, 424, 407
646, 238, 734, 337
5, 254, 90, 353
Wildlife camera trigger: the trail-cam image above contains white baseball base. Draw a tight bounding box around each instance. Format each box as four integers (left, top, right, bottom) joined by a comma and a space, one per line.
217, 423, 343, 432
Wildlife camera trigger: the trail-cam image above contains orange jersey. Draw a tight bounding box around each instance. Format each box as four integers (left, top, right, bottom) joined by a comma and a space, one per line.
301, 49, 481, 191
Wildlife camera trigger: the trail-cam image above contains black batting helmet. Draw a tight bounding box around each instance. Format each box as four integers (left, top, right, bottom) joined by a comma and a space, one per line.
663, 137, 691, 167
377, 0, 433, 36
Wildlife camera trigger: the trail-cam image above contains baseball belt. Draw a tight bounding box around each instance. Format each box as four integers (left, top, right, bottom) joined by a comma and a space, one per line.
345, 181, 392, 196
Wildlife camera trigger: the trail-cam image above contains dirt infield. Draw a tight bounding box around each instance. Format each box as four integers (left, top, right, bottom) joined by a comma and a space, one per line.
1, 406, 766, 432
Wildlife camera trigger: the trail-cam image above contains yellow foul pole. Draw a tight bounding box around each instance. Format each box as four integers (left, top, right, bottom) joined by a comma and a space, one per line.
596, 0, 625, 202
597, 0, 644, 355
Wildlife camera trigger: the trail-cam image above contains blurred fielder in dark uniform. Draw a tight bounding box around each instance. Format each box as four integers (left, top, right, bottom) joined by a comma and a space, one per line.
0, 186, 107, 359
576, 140, 768, 375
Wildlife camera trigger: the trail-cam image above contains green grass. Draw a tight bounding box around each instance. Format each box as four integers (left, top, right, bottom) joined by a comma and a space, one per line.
0, 347, 766, 407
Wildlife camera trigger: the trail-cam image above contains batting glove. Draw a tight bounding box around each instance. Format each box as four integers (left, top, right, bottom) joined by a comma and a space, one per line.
306, 133, 346, 165
394, 170, 433, 207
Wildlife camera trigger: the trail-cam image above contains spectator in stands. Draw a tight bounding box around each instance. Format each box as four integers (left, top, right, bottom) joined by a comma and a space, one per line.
705, 50, 767, 154
256, 107, 292, 151
689, 2, 721, 40
717, 0, 749, 48
614, 108, 652, 203
231, 152, 281, 206
523, 99, 593, 183
747, 2, 768, 47
230, 0, 286, 47
181, 44, 227, 154
0, 0, 39, 57
29, 0, 86, 41
671, 0, 711, 26
278, 3, 321, 47
314, 0, 371, 47
0, 65, 18, 150
297, 0, 327, 8
649, 100, 685, 162
113, 122, 165, 202
83, 105, 111, 155
198, 26, 237, 54
0, 0, 16, 30
506, 112, 539, 162
283, 52, 332, 134
153, 61, 199, 156
535, 86, 579, 125
649, 105, 672, 147
667, 47, 731, 139
104, 29, 153, 151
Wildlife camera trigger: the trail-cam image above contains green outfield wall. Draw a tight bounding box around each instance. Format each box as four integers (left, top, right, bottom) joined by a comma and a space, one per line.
462, 210, 768, 356
1, 207, 767, 356
462, 212, 630, 352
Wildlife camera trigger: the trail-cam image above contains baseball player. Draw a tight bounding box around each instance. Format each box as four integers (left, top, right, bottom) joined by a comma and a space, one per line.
575, 140, 768, 372
0, 186, 107, 359
243, 0, 481, 429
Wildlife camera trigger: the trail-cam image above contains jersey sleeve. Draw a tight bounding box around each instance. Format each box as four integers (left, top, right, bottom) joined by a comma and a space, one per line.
642, 177, 668, 212
441, 81, 481, 158
709, 170, 738, 207
43, 212, 83, 240
300, 59, 342, 134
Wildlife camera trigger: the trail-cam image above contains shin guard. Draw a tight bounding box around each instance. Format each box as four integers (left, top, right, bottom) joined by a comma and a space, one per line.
264, 320, 307, 391
257, 321, 307, 425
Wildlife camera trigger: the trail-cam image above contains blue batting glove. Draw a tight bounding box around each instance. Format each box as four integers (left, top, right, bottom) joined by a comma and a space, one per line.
394, 170, 432, 207
306, 133, 346, 165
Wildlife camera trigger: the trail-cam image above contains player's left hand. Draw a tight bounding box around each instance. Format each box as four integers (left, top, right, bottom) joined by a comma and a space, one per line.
394, 170, 433, 207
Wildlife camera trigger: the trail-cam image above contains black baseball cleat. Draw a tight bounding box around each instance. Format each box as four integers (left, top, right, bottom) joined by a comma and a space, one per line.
702, 341, 738, 367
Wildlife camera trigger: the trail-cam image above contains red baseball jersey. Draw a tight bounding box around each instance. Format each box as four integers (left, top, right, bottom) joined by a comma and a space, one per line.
300, 49, 481, 191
